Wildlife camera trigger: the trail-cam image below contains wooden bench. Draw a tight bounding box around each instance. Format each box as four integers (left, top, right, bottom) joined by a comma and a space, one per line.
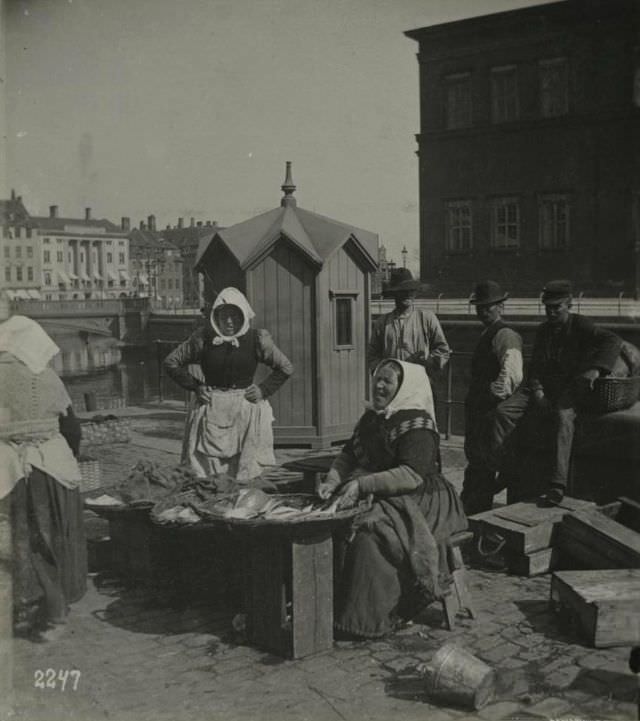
442, 531, 476, 630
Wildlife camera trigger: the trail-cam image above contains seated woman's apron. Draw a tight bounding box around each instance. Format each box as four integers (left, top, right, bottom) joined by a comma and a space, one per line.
183, 330, 275, 481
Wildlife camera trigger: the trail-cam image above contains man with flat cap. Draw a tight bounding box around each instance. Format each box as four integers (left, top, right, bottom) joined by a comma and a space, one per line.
461, 281, 524, 515
367, 268, 450, 377
525, 279, 622, 504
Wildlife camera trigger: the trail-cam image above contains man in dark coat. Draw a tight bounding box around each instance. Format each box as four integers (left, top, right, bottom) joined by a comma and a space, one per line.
527, 280, 622, 503
461, 281, 523, 516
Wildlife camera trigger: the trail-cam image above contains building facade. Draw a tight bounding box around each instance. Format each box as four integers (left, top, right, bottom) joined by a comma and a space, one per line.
1, 191, 41, 299
405, 0, 640, 297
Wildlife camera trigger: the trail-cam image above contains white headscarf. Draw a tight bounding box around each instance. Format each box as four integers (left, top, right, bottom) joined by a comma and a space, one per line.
0, 315, 60, 374
210, 287, 256, 348
372, 359, 436, 425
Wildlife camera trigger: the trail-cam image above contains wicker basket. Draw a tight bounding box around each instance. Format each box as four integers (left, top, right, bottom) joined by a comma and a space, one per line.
81, 418, 131, 445
580, 376, 640, 414
78, 457, 102, 493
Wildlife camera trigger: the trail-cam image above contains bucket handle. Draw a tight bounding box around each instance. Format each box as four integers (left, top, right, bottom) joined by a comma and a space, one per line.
476, 531, 506, 557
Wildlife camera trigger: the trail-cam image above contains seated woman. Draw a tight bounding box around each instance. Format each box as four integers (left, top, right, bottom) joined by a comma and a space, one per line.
0, 316, 87, 635
317, 359, 467, 638
164, 287, 293, 482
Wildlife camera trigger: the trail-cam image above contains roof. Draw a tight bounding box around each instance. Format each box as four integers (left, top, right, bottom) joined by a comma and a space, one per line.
31, 216, 124, 234
164, 223, 222, 251
0, 197, 31, 225
128, 228, 181, 252
195, 204, 378, 271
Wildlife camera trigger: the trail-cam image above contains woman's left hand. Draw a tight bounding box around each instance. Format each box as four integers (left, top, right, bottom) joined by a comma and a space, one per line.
244, 384, 264, 403
335, 480, 360, 510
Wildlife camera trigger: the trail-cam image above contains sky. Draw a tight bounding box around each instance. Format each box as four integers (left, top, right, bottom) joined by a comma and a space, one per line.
4, 0, 556, 271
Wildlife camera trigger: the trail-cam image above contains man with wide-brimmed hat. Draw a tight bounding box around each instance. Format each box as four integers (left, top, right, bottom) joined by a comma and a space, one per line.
461, 281, 524, 515
524, 279, 622, 504
367, 268, 450, 377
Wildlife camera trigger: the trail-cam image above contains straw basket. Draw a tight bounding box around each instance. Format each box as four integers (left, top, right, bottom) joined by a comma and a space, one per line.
81, 418, 131, 445
78, 457, 102, 493
580, 376, 640, 414
423, 643, 495, 710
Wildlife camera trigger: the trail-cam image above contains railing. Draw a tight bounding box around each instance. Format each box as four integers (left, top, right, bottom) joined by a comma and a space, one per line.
9, 297, 150, 314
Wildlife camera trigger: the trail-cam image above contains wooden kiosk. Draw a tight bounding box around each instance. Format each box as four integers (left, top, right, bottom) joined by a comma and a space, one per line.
195, 163, 379, 448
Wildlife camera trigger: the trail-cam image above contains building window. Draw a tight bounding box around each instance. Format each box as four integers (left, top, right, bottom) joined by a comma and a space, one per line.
539, 58, 568, 117
118, 241, 124, 246
119, 252, 125, 264
3, 246, 9, 258
539, 194, 570, 250
4, 267, 10, 281
175, 277, 180, 289
68, 251, 72, 263
43, 237, 50, 244
107, 252, 113, 263
491, 66, 519, 123
332, 295, 355, 348
446, 200, 473, 252
57, 251, 63, 262
15, 246, 21, 259
44, 272, 52, 286
444, 73, 472, 129
167, 278, 173, 290
27, 246, 33, 258
43, 250, 51, 263
27, 267, 33, 281
491, 198, 520, 249
16, 267, 23, 281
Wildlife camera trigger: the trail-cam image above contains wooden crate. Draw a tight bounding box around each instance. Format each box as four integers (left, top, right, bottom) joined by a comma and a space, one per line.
469, 497, 596, 557
505, 546, 560, 577
557, 498, 640, 570
550, 569, 640, 648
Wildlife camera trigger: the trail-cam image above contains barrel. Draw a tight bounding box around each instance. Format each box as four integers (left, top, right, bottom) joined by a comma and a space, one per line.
423, 643, 495, 710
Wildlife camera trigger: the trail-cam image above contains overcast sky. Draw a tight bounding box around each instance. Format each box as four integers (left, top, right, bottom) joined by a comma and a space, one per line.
4, 0, 556, 270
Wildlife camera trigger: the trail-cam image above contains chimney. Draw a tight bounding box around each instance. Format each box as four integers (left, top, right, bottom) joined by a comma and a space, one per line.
196, 221, 203, 227
121, 217, 130, 232
139, 220, 146, 230
49, 205, 59, 218
166, 224, 171, 230
206, 220, 211, 226
10, 189, 15, 200
147, 214, 156, 231
280, 161, 297, 208
177, 217, 184, 229
85, 207, 91, 221
190, 217, 195, 227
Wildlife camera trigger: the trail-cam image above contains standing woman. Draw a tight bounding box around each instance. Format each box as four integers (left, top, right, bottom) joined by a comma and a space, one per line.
164, 287, 293, 481
317, 360, 467, 639
0, 316, 87, 634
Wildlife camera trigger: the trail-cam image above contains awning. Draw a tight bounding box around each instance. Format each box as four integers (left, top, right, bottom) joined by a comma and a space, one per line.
119, 269, 131, 282
27, 289, 41, 299
15, 289, 30, 300
79, 269, 90, 282
57, 269, 71, 285
67, 271, 78, 280
107, 270, 120, 282
138, 273, 149, 285
4, 290, 16, 300
92, 270, 103, 281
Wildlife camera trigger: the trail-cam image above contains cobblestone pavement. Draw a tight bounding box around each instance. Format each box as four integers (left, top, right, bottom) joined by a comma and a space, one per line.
3, 404, 637, 721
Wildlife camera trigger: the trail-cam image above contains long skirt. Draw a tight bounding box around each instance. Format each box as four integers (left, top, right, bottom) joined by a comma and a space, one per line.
3, 469, 87, 632
334, 474, 467, 638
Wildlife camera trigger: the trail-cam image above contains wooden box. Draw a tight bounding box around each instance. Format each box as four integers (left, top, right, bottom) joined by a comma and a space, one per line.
557, 499, 640, 570
469, 497, 595, 576
550, 569, 640, 647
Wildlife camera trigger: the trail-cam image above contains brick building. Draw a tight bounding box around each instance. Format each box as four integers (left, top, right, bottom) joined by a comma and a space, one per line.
405, 0, 640, 297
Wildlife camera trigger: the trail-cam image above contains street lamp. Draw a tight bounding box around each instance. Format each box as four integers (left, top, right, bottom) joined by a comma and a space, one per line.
402, 246, 408, 269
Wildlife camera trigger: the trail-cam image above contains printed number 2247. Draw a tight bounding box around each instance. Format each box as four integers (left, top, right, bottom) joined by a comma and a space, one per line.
34, 669, 81, 691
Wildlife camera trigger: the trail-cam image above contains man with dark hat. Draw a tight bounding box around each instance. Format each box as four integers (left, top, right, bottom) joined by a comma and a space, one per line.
461, 281, 524, 515
525, 279, 622, 504
367, 268, 450, 376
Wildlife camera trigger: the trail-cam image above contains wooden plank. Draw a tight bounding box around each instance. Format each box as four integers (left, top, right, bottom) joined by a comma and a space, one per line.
617, 496, 640, 533
291, 532, 333, 658
556, 527, 621, 570
594, 600, 640, 648
560, 512, 640, 569
246, 538, 290, 658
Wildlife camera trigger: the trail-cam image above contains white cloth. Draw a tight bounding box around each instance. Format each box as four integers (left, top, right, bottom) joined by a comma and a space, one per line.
370, 359, 437, 427
183, 389, 275, 481
210, 287, 255, 346
0, 435, 81, 499
0, 316, 60, 374
488, 326, 524, 400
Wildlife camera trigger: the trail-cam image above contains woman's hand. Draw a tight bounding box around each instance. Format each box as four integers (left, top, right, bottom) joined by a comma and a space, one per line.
316, 468, 341, 500
195, 385, 213, 405
244, 384, 264, 403
335, 480, 360, 510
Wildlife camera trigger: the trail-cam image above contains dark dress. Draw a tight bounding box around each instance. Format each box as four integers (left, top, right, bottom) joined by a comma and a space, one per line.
333, 409, 467, 638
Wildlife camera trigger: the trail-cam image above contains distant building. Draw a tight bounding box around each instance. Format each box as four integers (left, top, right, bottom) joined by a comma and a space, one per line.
0, 191, 41, 299
405, 0, 640, 297
29, 205, 131, 300
128, 215, 184, 307
371, 244, 395, 297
